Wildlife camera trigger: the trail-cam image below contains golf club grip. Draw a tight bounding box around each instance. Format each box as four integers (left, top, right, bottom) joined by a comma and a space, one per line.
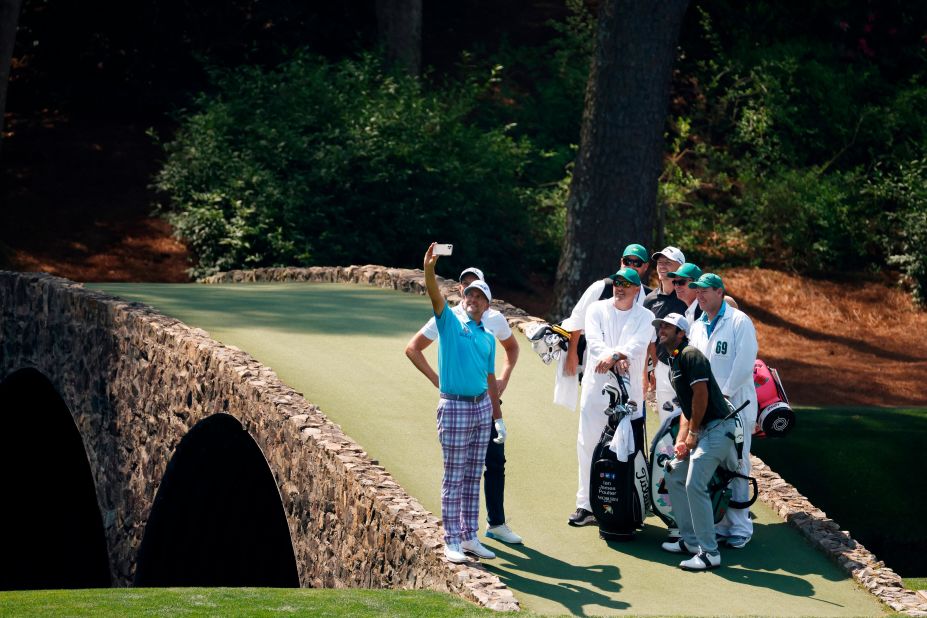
609, 367, 630, 401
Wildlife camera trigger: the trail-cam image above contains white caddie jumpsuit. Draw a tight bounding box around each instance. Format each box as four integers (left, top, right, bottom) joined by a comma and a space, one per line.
688, 303, 759, 540
575, 299, 654, 511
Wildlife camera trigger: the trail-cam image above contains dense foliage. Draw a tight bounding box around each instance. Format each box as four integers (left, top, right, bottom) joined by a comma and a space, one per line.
153, 54, 559, 280
150, 0, 927, 303
661, 4, 927, 302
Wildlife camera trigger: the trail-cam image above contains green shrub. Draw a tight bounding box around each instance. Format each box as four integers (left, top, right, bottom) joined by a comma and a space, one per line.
867, 158, 927, 306
738, 165, 880, 272
461, 0, 592, 186
154, 53, 555, 282
659, 8, 927, 294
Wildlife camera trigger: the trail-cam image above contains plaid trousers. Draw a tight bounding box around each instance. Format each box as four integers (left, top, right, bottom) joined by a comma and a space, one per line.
436, 396, 492, 545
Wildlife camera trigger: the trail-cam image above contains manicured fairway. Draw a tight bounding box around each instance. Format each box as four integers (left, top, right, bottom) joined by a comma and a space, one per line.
90, 282, 887, 616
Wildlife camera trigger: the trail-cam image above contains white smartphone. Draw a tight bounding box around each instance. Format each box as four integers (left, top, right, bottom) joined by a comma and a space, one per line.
433, 243, 454, 256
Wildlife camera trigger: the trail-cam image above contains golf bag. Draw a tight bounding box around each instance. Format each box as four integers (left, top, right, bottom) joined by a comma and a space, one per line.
526, 279, 615, 369
753, 359, 795, 437
589, 371, 649, 541
649, 412, 758, 530
525, 321, 572, 365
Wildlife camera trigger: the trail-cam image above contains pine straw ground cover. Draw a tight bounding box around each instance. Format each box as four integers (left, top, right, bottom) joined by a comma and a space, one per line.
719, 267, 927, 408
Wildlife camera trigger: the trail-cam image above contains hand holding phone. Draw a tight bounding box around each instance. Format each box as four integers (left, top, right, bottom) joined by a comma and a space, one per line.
433, 243, 453, 256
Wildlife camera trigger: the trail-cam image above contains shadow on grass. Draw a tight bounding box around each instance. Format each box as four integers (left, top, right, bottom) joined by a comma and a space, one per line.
485, 518, 857, 615
487, 544, 628, 617
737, 298, 924, 363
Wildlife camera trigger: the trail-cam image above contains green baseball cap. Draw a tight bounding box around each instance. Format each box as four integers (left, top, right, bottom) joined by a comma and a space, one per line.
688, 272, 724, 289
622, 243, 649, 262
609, 267, 642, 286
668, 263, 703, 280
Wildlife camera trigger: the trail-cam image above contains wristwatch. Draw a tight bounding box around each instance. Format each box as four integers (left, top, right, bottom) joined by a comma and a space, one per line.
611, 353, 621, 362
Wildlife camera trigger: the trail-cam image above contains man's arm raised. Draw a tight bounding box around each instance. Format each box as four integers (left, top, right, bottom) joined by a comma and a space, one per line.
423, 242, 445, 317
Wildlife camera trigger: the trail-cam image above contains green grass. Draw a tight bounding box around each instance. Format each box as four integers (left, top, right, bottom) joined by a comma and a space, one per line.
904, 578, 927, 590
752, 406, 927, 578
0, 588, 510, 617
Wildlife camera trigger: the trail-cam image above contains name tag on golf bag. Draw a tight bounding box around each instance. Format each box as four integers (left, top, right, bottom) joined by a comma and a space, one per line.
649, 414, 758, 529
590, 416, 649, 541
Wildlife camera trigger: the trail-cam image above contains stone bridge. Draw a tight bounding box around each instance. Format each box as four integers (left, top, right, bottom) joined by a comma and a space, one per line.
0, 270, 518, 610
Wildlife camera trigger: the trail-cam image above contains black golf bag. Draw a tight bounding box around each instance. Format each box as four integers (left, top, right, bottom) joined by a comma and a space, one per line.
589, 372, 649, 541
649, 412, 759, 530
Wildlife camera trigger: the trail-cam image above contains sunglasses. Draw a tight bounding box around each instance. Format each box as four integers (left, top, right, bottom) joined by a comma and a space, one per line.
612, 279, 634, 288
671, 278, 691, 286
622, 257, 645, 268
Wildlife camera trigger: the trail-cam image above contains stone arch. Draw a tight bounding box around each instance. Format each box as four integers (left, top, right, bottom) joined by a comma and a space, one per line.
0, 368, 111, 590
134, 413, 299, 587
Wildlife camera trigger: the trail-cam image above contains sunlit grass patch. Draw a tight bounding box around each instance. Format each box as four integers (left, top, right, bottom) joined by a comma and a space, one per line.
0, 588, 509, 617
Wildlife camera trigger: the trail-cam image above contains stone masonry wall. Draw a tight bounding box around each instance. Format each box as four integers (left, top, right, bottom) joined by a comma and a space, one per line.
0, 271, 518, 611
201, 264, 927, 617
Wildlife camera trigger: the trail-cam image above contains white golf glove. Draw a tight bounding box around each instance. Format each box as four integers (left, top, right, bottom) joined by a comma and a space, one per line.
492, 419, 507, 444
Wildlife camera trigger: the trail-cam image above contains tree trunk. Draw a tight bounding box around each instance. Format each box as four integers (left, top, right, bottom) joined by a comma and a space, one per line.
0, 0, 23, 157
375, 0, 422, 77
552, 0, 691, 319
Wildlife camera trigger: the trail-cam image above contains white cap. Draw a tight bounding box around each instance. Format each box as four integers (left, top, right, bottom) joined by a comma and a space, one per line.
459, 267, 485, 282
463, 279, 492, 302
652, 246, 685, 264
652, 312, 689, 335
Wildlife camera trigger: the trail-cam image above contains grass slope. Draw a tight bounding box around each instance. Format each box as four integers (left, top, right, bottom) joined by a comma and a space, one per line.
0, 588, 502, 617
752, 407, 927, 577
86, 282, 888, 616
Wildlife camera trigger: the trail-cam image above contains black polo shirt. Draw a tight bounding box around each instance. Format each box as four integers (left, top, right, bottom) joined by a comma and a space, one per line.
668, 342, 729, 424
643, 287, 688, 364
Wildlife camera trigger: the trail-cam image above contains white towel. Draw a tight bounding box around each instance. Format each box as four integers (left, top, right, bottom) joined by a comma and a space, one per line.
608, 415, 635, 462
553, 352, 579, 410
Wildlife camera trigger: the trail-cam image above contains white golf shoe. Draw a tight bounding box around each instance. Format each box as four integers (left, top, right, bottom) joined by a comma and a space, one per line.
679, 551, 721, 571
460, 538, 496, 559
486, 523, 523, 544
443, 543, 469, 564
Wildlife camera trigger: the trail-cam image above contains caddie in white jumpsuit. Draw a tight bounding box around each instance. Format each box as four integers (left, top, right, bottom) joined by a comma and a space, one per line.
687, 273, 758, 548
568, 267, 654, 526
553, 244, 651, 410
560, 244, 651, 378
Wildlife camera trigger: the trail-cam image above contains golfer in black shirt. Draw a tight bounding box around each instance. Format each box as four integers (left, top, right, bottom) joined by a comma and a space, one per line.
653, 313, 737, 571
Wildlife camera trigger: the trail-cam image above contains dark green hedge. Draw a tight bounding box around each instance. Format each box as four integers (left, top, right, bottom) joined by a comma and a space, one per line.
153, 54, 559, 283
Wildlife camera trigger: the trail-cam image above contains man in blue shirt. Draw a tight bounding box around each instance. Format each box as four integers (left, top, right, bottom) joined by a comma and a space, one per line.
423, 243, 503, 564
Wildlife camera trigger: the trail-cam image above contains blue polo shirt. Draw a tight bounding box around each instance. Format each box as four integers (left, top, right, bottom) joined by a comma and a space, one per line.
700, 299, 726, 338
435, 301, 496, 396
